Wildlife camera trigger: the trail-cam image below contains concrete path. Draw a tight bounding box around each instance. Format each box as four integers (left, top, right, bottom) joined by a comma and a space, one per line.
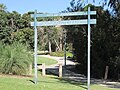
38, 55, 75, 68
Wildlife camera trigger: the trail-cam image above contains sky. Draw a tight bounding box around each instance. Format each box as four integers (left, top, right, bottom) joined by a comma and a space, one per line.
0, 0, 104, 14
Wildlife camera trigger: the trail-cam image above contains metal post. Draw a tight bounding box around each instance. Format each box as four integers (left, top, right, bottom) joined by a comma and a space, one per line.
34, 10, 38, 84
87, 7, 91, 90
64, 30, 67, 67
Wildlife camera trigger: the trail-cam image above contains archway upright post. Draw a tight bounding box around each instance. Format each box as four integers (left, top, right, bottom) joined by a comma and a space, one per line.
87, 6, 91, 90
64, 30, 67, 68
34, 10, 38, 84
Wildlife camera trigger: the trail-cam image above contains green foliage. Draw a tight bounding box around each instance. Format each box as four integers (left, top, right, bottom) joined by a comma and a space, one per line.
14, 28, 34, 49
0, 42, 33, 75
0, 3, 65, 53
37, 56, 57, 65
0, 8, 32, 47
91, 7, 120, 79
37, 26, 64, 52
37, 51, 49, 55
0, 3, 7, 11
50, 51, 64, 57
64, 1, 120, 80
50, 51, 73, 57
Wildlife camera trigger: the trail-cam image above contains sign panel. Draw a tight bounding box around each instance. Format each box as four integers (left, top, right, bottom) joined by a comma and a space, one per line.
31, 11, 96, 17
31, 19, 96, 26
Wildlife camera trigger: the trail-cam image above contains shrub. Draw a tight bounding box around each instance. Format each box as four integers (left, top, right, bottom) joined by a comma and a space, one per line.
0, 42, 33, 75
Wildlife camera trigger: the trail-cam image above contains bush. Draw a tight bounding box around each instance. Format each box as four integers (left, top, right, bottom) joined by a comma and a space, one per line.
0, 42, 33, 75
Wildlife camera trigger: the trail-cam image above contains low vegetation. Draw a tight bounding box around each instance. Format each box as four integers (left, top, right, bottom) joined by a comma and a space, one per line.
0, 42, 33, 75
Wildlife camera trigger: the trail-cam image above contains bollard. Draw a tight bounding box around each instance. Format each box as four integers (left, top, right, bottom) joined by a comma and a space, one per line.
59, 63, 62, 78
42, 63, 46, 76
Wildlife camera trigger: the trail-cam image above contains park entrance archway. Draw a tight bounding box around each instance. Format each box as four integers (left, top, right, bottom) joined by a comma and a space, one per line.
31, 7, 96, 90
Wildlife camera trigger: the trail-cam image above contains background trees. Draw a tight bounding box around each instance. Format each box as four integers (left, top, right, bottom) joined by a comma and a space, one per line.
0, 4, 33, 75
0, 3, 7, 11
63, 0, 120, 80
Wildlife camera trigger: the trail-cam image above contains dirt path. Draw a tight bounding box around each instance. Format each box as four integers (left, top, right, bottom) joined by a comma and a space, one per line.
37, 55, 120, 89
38, 55, 75, 68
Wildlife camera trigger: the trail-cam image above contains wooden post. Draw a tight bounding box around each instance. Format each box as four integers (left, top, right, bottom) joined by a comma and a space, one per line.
42, 63, 46, 76
59, 63, 62, 78
104, 66, 109, 80
29, 63, 32, 75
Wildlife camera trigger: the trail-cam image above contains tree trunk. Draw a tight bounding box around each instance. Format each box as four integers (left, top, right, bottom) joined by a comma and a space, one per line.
59, 37, 63, 51
54, 39, 60, 51
104, 66, 109, 80
49, 40, 52, 54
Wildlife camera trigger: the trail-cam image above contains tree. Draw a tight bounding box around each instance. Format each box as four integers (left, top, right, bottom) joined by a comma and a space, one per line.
0, 4, 33, 47
63, 0, 120, 80
91, 7, 120, 79
21, 13, 32, 28
0, 3, 7, 11
108, 0, 120, 15
13, 28, 34, 49
0, 10, 12, 44
36, 16, 65, 52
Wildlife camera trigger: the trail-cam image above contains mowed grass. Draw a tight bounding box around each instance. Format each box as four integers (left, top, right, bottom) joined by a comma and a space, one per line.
0, 75, 119, 90
0, 75, 85, 90
37, 56, 57, 65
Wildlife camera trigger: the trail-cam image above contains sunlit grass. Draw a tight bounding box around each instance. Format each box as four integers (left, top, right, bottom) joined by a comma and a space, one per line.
0, 75, 119, 90
37, 56, 57, 65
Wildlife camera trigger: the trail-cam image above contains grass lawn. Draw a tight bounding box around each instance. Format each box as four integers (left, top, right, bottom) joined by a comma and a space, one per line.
0, 75, 119, 90
37, 56, 57, 65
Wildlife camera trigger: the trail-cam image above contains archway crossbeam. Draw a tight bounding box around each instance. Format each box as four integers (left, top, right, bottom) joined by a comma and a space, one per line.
31, 11, 96, 26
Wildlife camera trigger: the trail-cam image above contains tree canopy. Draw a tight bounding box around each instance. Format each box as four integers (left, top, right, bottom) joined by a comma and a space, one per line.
63, 0, 120, 80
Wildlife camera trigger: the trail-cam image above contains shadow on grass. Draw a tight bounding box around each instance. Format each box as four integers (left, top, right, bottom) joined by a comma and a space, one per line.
42, 64, 87, 89
28, 79, 56, 84
50, 77, 87, 89
101, 82, 120, 89
29, 80, 35, 84
28, 74, 87, 89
